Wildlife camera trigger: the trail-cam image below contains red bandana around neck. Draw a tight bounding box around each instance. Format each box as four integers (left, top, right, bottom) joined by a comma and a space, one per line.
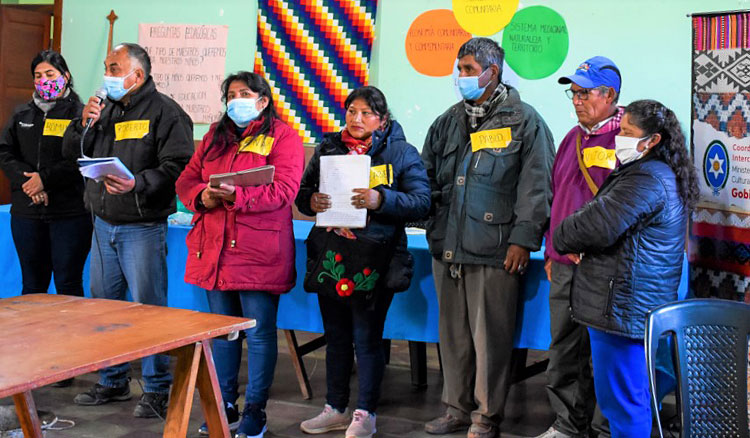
341, 128, 372, 155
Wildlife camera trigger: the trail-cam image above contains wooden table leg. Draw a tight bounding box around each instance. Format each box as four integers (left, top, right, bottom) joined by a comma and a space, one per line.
284, 329, 313, 400
196, 340, 230, 438
163, 343, 202, 438
12, 391, 42, 438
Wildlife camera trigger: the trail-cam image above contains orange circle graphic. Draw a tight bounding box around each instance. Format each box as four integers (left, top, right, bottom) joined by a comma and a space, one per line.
405, 9, 472, 77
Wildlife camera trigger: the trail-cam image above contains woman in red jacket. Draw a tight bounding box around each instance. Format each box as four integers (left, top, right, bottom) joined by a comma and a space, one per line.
176, 71, 303, 438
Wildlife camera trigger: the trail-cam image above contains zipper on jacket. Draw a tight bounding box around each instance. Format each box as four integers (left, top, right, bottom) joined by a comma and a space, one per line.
36, 112, 47, 170
604, 254, 620, 317
134, 192, 144, 217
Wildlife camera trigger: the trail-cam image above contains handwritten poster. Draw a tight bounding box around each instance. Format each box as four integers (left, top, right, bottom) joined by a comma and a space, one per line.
139, 23, 228, 124
452, 0, 519, 36
405, 10, 471, 77
501, 6, 569, 79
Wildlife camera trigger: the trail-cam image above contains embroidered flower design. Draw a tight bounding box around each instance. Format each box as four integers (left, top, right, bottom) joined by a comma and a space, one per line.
336, 279, 355, 297
316, 251, 380, 295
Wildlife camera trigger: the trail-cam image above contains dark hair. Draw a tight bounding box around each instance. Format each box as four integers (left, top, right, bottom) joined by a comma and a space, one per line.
457, 37, 504, 74
206, 71, 279, 160
344, 86, 391, 126
30, 49, 74, 89
117, 43, 152, 77
624, 99, 700, 211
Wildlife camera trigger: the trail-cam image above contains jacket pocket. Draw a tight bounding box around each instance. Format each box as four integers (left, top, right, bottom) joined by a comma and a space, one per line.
185, 214, 205, 259
231, 217, 281, 264
461, 187, 513, 256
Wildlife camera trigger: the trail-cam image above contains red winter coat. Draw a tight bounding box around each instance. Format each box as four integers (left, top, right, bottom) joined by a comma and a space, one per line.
176, 118, 304, 292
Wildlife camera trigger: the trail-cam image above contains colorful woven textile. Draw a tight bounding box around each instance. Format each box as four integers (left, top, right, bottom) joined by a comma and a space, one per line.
693, 14, 750, 51
254, 0, 377, 144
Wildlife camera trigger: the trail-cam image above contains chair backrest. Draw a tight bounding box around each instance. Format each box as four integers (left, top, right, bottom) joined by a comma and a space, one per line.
646, 298, 750, 438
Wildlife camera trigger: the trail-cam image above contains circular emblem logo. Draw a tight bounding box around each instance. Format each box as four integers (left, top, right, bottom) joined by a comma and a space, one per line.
703, 140, 729, 195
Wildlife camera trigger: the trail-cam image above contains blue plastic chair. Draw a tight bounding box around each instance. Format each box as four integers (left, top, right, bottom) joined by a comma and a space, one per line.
646, 298, 750, 438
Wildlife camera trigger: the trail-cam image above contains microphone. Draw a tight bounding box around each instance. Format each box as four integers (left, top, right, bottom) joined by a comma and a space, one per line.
85, 87, 108, 130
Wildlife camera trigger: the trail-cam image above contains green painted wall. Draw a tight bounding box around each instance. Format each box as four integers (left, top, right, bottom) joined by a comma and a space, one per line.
59, 0, 749, 144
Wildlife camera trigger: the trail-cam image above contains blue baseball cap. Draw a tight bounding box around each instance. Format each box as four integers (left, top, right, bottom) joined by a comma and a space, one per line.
558, 56, 621, 93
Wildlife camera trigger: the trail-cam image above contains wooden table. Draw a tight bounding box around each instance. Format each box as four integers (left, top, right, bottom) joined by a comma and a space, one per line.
0, 294, 254, 438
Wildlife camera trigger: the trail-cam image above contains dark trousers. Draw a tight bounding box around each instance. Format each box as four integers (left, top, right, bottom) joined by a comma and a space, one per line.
318, 291, 394, 413
10, 214, 92, 296
546, 261, 609, 437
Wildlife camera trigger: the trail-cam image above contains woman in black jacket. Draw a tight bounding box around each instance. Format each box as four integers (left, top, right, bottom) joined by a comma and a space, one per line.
0, 50, 91, 297
553, 100, 699, 437
296, 86, 430, 438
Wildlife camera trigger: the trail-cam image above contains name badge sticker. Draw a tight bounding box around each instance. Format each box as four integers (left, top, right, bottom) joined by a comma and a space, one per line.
115, 120, 150, 141
238, 135, 274, 156
42, 119, 71, 137
470, 127, 513, 152
369, 164, 394, 188
582, 146, 617, 169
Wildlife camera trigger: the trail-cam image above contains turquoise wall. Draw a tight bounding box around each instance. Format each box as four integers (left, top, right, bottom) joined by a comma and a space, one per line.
59, 0, 750, 144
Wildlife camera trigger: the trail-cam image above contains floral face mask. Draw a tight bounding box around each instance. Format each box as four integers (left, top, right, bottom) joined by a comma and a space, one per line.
35, 75, 66, 101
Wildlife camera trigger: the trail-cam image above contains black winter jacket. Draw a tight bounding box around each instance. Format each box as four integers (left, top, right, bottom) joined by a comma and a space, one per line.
62, 77, 193, 224
553, 155, 687, 339
296, 120, 431, 292
0, 93, 86, 219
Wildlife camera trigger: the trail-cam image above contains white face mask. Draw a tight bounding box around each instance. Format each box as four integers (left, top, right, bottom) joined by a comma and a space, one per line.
614, 135, 650, 165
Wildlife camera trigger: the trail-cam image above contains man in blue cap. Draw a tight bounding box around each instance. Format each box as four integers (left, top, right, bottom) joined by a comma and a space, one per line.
531, 56, 621, 438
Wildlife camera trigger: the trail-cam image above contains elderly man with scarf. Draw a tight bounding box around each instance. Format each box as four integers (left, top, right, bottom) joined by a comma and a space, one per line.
421, 37, 555, 438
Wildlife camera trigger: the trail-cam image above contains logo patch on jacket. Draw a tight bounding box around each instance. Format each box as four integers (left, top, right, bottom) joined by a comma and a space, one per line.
582, 146, 616, 169
369, 164, 394, 188
115, 120, 150, 141
18, 122, 34, 128
42, 119, 71, 137
238, 135, 274, 155
470, 127, 513, 152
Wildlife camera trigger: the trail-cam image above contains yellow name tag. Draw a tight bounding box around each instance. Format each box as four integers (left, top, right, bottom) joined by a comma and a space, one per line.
582, 146, 617, 169
42, 119, 71, 137
115, 120, 150, 141
369, 164, 394, 188
238, 135, 274, 156
470, 127, 513, 152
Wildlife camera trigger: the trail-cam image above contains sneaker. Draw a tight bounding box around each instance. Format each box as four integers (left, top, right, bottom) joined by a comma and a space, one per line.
530, 426, 574, 438
467, 423, 498, 438
73, 383, 131, 406
235, 403, 267, 438
133, 392, 168, 418
198, 402, 240, 435
345, 409, 376, 438
50, 378, 74, 388
300, 404, 351, 434
425, 412, 471, 434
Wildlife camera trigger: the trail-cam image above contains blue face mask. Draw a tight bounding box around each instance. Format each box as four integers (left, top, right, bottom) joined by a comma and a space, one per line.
227, 98, 262, 127
103, 70, 136, 101
457, 68, 490, 101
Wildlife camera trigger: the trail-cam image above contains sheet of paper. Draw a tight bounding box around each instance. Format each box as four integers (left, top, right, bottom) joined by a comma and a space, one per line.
78, 157, 134, 182
316, 155, 371, 229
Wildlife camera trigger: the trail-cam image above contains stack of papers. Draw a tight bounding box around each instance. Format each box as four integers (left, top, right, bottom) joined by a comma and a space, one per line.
78, 157, 134, 182
316, 155, 371, 229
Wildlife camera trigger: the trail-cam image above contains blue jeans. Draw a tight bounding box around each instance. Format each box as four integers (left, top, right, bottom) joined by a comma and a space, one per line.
318, 292, 394, 413
588, 328, 651, 438
90, 217, 172, 393
10, 214, 92, 296
206, 290, 279, 407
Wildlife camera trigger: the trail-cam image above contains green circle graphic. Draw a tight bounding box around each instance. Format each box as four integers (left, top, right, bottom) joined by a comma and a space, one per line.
502, 6, 569, 80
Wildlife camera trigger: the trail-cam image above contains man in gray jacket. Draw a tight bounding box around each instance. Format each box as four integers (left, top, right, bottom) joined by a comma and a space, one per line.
422, 37, 555, 438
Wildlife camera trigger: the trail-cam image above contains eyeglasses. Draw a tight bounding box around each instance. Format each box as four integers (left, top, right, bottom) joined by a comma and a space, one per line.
565, 88, 605, 101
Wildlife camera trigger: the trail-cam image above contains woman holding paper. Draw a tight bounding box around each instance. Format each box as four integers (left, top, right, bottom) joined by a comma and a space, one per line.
0, 50, 91, 301
176, 71, 303, 438
296, 86, 430, 438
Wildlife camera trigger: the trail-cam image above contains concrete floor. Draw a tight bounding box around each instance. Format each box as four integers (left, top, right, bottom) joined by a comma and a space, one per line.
0, 332, 674, 438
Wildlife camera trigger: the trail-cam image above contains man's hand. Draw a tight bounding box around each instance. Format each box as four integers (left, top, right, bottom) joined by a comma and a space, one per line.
103, 174, 135, 195
22, 172, 43, 197
82, 95, 105, 127
544, 258, 552, 282
504, 244, 530, 275
30, 190, 48, 206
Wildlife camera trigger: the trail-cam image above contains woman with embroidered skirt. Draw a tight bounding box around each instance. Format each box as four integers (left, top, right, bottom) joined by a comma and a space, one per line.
553, 100, 699, 437
296, 86, 431, 438
176, 71, 303, 438
0, 49, 91, 300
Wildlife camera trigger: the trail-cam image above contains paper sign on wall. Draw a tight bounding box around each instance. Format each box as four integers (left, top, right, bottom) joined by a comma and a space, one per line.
139, 23, 228, 124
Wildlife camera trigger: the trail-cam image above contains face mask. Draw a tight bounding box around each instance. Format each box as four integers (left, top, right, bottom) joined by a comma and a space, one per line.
103, 70, 136, 101
227, 98, 262, 127
35, 75, 66, 101
615, 135, 650, 165
457, 68, 490, 101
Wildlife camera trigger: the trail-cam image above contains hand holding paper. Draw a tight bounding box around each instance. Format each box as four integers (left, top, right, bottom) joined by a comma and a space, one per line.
104, 174, 135, 195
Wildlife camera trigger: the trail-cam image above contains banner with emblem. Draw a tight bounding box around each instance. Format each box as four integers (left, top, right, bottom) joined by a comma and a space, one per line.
690, 11, 750, 299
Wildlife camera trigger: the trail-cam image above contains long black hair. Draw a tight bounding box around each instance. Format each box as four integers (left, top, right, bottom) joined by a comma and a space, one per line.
30, 49, 76, 91
206, 71, 279, 160
624, 99, 700, 211
344, 85, 392, 130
